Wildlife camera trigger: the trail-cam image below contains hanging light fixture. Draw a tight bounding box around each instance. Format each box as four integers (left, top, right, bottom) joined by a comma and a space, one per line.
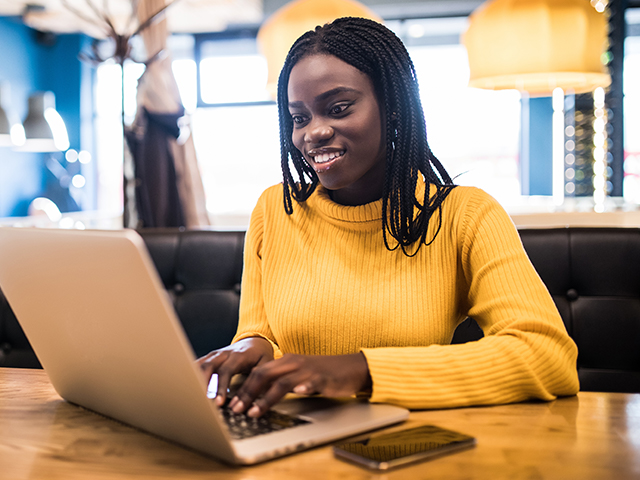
20, 91, 69, 153
0, 83, 25, 148
462, 0, 611, 96
257, 0, 381, 98
0, 101, 12, 148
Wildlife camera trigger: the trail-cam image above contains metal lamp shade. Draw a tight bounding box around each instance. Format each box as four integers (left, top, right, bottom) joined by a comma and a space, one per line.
0, 84, 20, 147
0, 105, 11, 147
21, 91, 69, 152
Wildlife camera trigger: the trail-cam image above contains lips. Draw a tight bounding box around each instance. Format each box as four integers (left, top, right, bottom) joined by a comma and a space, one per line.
307, 149, 346, 172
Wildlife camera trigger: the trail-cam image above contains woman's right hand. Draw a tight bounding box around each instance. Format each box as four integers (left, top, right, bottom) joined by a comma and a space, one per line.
196, 337, 274, 407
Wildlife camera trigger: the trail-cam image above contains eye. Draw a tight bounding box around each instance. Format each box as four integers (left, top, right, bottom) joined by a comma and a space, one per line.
291, 114, 308, 126
329, 103, 350, 115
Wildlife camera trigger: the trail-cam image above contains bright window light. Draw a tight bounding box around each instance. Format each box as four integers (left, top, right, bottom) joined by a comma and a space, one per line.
200, 55, 269, 104
172, 58, 197, 112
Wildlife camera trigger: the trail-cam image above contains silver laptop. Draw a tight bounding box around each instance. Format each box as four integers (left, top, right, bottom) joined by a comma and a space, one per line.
0, 227, 408, 465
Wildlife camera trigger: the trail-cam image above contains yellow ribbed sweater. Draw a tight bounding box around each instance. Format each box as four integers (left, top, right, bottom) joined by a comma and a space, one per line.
233, 183, 579, 409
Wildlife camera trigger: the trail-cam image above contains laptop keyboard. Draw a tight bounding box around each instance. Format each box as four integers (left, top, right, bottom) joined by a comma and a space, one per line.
220, 405, 310, 440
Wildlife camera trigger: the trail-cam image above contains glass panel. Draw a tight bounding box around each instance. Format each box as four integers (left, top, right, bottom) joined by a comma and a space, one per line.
409, 44, 522, 205
199, 38, 269, 104
172, 59, 198, 113
200, 54, 269, 104
623, 33, 640, 204
191, 103, 281, 225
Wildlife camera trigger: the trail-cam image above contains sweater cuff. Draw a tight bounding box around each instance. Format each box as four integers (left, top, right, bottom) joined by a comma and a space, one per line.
233, 332, 283, 359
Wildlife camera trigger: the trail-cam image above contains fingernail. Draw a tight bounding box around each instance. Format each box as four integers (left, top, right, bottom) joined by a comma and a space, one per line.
232, 400, 245, 413
247, 405, 261, 417
228, 396, 239, 409
293, 384, 308, 394
215, 395, 224, 406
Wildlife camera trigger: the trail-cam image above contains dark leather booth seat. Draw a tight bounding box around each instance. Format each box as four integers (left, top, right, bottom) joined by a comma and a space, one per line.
139, 229, 244, 358
1, 227, 639, 394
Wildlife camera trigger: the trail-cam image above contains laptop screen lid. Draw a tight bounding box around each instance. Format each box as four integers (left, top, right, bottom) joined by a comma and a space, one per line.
0, 227, 409, 465
0, 227, 237, 462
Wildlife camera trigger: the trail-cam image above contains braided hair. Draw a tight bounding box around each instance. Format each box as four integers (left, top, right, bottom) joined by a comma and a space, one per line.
277, 16, 456, 256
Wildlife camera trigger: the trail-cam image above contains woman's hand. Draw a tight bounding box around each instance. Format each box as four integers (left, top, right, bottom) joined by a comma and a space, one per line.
227, 352, 372, 418
196, 337, 274, 407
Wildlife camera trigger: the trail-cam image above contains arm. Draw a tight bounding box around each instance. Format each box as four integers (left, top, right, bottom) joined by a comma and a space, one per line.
362, 190, 579, 409
200, 187, 373, 416
197, 191, 281, 405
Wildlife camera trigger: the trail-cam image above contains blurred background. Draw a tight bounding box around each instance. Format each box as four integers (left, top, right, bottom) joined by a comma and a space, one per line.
0, 0, 638, 229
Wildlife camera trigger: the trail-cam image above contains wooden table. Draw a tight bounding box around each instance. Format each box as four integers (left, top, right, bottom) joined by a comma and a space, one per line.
2, 368, 639, 479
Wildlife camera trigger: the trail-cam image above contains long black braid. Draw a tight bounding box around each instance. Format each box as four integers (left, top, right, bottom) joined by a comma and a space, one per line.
277, 17, 456, 256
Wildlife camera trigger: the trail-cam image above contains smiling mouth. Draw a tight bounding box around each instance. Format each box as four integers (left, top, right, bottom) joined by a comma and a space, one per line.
309, 150, 345, 164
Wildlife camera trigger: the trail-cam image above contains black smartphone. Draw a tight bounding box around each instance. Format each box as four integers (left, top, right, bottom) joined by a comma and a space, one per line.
333, 424, 476, 471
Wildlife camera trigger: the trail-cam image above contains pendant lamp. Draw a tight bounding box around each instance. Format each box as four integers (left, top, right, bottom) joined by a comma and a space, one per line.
462, 0, 611, 96
0, 98, 12, 147
0, 83, 25, 148
20, 91, 69, 153
257, 0, 381, 98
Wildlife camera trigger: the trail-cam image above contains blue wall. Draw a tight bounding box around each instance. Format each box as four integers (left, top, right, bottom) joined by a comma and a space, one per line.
520, 96, 553, 196
0, 16, 90, 217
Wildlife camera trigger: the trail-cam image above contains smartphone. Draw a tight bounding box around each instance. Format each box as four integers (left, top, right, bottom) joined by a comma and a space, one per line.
333, 424, 476, 471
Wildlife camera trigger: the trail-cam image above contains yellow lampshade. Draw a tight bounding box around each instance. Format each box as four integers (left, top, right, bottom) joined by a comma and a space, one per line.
462, 0, 611, 96
257, 0, 381, 98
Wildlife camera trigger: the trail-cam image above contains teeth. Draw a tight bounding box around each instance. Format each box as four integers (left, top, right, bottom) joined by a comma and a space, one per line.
312, 151, 344, 163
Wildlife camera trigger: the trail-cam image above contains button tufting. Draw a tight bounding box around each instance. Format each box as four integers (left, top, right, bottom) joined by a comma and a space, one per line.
566, 289, 578, 301
173, 283, 185, 294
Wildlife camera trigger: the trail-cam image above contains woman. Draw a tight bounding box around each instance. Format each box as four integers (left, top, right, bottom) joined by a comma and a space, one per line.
198, 17, 579, 418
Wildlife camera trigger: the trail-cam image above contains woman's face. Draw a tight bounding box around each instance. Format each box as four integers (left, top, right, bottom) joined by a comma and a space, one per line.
287, 54, 386, 206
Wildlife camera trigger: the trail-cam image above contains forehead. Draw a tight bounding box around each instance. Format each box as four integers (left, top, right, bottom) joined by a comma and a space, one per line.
287, 54, 375, 103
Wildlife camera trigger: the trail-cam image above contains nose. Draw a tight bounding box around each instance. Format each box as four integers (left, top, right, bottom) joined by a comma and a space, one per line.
304, 121, 334, 145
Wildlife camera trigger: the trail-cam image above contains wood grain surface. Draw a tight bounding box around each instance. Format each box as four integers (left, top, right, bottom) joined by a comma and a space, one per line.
1, 368, 639, 479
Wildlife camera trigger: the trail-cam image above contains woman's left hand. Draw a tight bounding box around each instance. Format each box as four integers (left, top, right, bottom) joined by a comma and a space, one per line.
228, 352, 372, 417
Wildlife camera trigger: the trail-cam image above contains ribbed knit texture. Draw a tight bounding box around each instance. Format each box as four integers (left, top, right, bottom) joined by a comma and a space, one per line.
234, 184, 579, 409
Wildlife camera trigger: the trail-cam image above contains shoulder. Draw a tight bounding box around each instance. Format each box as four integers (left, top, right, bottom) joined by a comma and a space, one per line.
256, 183, 285, 208
441, 186, 508, 229
246, 184, 284, 246
439, 186, 517, 248
444, 185, 501, 210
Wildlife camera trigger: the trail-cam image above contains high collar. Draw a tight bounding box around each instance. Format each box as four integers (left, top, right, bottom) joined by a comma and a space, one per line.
307, 186, 383, 228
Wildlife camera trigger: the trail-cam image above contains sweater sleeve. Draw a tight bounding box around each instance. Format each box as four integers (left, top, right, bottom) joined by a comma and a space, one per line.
361, 189, 579, 409
232, 190, 283, 359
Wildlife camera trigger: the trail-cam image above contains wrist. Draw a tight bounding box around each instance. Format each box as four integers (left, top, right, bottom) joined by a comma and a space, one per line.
356, 352, 373, 395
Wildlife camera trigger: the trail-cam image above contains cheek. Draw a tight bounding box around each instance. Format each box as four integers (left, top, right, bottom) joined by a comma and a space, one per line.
291, 130, 304, 152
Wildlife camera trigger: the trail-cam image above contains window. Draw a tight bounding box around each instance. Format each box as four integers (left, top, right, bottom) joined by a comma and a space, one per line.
92, 10, 637, 227
623, 9, 640, 203
187, 17, 523, 227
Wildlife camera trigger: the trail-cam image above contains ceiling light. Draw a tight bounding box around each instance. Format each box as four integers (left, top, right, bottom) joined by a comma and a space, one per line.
19, 92, 69, 153
257, 0, 382, 98
0, 83, 25, 148
462, 0, 611, 96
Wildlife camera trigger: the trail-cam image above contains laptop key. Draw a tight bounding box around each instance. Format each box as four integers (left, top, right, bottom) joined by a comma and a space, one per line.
220, 405, 310, 440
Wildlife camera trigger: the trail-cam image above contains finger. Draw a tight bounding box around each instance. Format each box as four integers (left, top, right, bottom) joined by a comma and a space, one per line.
199, 352, 249, 406
197, 351, 229, 386
231, 357, 302, 414
247, 371, 315, 417
214, 357, 255, 406
292, 382, 317, 395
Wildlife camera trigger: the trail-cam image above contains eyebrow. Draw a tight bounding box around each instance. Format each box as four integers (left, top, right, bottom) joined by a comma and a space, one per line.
289, 87, 361, 109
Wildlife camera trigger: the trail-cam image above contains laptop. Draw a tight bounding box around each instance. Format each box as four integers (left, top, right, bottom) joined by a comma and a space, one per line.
0, 227, 408, 465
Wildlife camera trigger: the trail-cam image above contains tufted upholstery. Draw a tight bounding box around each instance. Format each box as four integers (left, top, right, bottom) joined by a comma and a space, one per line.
452, 228, 640, 393
139, 229, 245, 358
1, 227, 639, 394
522, 228, 640, 393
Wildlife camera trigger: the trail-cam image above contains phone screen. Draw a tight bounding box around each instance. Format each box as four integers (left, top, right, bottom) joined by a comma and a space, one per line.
333, 424, 476, 470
